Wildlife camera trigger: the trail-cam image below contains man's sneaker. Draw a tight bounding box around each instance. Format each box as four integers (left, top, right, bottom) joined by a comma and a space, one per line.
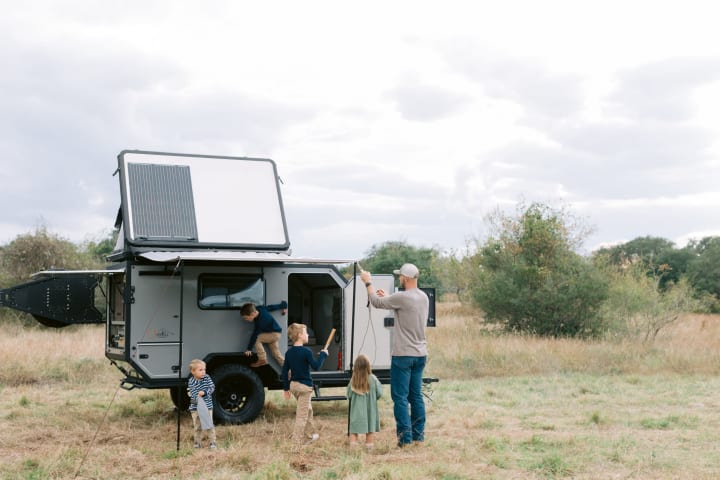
209, 442, 217, 450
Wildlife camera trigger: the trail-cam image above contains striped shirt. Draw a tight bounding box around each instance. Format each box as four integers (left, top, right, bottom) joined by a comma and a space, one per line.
188, 374, 215, 411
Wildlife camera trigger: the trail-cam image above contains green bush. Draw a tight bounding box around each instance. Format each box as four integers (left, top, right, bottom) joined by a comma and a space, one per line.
472, 202, 609, 338
0, 227, 102, 286
598, 262, 709, 342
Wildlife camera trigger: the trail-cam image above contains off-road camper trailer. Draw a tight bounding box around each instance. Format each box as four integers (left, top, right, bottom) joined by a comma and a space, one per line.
0, 150, 436, 424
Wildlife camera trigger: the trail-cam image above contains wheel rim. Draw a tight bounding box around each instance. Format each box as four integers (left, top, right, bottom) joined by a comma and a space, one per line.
216, 376, 253, 414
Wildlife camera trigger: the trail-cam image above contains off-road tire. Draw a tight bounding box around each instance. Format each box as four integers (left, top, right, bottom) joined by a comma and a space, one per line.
169, 384, 190, 412
211, 363, 265, 424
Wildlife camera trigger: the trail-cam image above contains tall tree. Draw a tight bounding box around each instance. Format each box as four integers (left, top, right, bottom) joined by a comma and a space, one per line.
81, 228, 120, 261
593, 236, 688, 290
357, 241, 442, 291
686, 236, 720, 311
473, 202, 608, 337
431, 243, 478, 302
595, 236, 676, 266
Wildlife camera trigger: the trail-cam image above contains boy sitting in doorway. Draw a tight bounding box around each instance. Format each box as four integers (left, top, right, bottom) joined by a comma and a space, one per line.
241, 301, 287, 367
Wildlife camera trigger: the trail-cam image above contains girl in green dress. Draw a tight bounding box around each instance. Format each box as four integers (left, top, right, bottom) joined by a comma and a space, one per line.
347, 354, 383, 448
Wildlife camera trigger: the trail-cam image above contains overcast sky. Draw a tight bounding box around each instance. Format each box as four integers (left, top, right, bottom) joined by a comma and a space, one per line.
1, 1, 719, 260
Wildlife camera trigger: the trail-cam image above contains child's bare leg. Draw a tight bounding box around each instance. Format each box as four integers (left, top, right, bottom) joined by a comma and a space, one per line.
365, 432, 375, 447
349, 433, 359, 445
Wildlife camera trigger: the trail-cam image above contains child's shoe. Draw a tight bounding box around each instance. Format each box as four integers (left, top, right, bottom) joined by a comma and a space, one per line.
209, 442, 217, 450
194, 443, 201, 449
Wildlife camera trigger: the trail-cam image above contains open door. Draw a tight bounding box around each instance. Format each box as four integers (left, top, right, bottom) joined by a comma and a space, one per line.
287, 271, 343, 372
343, 274, 395, 371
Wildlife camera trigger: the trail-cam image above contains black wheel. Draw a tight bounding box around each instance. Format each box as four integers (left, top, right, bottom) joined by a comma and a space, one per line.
211, 363, 265, 425
169, 385, 190, 412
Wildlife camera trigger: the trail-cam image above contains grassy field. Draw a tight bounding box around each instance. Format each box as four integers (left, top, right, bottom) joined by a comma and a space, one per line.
2, 304, 720, 479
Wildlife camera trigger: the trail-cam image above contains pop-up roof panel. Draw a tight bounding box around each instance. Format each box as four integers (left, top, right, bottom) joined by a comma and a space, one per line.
117, 150, 289, 251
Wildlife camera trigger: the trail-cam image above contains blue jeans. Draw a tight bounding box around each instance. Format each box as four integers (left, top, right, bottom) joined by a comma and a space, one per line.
390, 355, 426, 445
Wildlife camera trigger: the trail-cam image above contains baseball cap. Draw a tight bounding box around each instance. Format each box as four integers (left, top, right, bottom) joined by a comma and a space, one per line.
393, 263, 419, 278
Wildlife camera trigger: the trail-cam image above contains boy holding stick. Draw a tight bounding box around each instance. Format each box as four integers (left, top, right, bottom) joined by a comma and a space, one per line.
281, 324, 333, 444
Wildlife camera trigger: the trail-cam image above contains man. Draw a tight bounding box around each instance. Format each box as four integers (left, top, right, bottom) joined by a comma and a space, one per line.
359, 263, 429, 448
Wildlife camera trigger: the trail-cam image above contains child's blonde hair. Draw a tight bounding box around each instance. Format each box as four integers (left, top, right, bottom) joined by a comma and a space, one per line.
350, 354, 372, 394
189, 358, 205, 372
287, 323, 306, 342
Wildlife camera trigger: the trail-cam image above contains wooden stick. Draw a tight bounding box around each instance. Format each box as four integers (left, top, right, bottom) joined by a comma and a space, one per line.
323, 328, 336, 350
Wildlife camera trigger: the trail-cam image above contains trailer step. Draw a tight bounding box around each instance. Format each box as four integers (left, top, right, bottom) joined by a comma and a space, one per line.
311, 395, 347, 402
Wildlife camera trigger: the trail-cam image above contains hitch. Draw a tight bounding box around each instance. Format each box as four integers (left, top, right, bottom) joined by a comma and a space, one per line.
110, 359, 140, 391
119, 380, 136, 391
422, 377, 439, 402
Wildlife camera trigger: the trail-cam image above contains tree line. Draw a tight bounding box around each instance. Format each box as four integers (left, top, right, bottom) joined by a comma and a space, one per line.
2, 204, 718, 339
355, 203, 719, 340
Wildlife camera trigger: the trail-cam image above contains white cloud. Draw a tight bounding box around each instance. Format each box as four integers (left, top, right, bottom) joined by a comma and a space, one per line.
1, 1, 720, 260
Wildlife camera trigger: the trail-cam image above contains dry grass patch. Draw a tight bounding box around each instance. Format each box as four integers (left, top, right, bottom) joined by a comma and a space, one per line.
427, 304, 720, 379
3, 305, 720, 478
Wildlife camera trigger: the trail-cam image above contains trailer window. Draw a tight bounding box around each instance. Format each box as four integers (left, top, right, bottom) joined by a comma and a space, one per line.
198, 275, 264, 309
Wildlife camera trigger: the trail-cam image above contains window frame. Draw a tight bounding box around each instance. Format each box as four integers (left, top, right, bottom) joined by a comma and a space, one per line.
197, 274, 265, 310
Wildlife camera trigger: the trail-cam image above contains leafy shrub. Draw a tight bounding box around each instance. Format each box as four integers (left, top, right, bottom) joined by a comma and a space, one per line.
472, 203, 609, 338
598, 262, 709, 342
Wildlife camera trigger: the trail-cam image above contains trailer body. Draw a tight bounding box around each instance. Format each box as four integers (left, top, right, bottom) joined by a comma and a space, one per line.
1, 150, 436, 424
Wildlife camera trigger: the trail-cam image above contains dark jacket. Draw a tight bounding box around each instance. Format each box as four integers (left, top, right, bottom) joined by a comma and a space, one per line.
246, 302, 286, 350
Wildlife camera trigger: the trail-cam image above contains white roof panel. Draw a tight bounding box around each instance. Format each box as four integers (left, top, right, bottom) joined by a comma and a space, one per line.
117, 150, 290, 250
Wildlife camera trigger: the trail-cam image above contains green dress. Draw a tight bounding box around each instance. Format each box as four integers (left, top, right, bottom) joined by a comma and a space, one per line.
347, 374, 383, 434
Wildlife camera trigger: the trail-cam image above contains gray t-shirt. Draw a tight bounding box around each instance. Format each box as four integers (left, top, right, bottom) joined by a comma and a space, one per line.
369, 287, 429, 357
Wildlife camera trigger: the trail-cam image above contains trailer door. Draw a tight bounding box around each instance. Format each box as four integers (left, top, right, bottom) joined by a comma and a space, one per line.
128, 268, 182, 379
343, 274, 395, 370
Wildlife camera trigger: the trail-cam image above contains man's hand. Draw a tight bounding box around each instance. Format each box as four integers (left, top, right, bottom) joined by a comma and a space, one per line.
243, 350, 253, 356
376, 289, 386, 297
198, 391, 205, 397
360, 271, 371, 283
321, 348, 329, 355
